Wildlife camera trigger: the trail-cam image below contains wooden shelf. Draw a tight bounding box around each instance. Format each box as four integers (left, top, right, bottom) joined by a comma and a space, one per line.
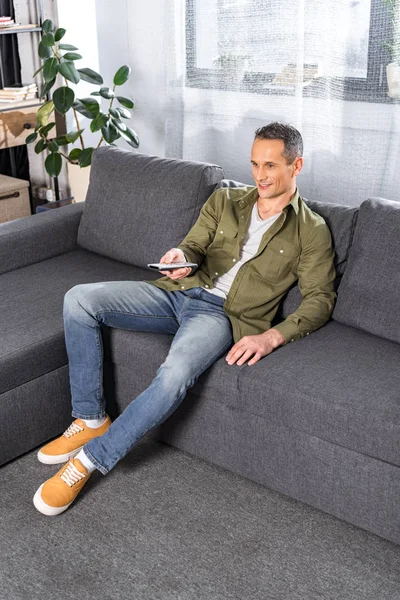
0, 98, 43, 112
0, 24, 41, 35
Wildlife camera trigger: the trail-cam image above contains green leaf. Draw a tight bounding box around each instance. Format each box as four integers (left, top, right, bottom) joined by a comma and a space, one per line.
42, 19, 54, 33
78, 147, 94, 168
90, 92, 101, 96
43, 57, 58, 82
42, 32, 55, 47
116, 107, 131, 119
48, 141, 59, 152
73, 98, 100, 119
98, 87, 114, 99
109, 108, 119, 118
38, 40, 52, 59
45, 152, 62, 177
40, 122, 56, 136
36, 100, 54, 126
53, 86, 75, 115
26, 132, 38, 144
55, 135, 68, 145
33, 64, 45, 78
112, 118, 127, 132
58, 61, 80, 84
116, 96, 134, 109
113, 65, 131, 86
90, 112, 109, 133
59, 43, 79, 51
40, 77, 56, 99
68, 148, 82, 162
62, 52, 82, 61
122, 126, 139, 148
35, 138, 48, 154
66, 129, 85, 143
54, 28, 66, 42
77, 68, 103, 85
101, 122, 120, 144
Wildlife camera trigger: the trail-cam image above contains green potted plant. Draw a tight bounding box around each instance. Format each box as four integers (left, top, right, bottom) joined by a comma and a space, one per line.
26, 18, 139, 192
382, 0, 400, 98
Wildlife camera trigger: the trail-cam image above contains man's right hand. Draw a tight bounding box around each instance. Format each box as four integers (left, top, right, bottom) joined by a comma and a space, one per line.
159, 248, 193, 280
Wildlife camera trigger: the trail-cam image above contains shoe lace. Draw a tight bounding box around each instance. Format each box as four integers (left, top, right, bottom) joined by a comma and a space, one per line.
63, 422, 84, 438
60, 461, 86, 487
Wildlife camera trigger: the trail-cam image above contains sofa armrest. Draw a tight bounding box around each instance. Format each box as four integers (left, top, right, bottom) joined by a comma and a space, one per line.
0, 202, 85, 275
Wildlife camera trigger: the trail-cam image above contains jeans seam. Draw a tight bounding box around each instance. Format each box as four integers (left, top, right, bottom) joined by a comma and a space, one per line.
177, 296, 190, 325
95, 310, 177, 319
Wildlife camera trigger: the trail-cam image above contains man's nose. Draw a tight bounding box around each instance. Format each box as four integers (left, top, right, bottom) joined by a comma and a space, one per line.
256, 167, 267, 180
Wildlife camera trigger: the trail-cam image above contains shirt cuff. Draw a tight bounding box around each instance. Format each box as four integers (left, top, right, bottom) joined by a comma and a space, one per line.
273, 319, 302, 345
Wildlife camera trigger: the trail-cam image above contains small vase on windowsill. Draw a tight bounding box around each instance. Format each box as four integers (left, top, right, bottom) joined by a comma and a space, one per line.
67, 162, 91, 203
387, 63, 400, 99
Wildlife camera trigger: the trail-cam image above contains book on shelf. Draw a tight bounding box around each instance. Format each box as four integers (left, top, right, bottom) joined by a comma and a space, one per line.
0, 84, 38, 103
1, 83, 37, 93
0, 17, 15, 28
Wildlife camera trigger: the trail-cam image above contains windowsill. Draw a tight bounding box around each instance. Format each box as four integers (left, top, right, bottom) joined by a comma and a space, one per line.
180, 85, 400, 134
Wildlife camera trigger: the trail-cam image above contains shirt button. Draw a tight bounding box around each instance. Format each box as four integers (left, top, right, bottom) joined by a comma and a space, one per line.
219, 230, 224, 234
291, 339, 294, 342
280, 249, 284, 253
181, 285, 185, 289
232, 259, 236, 262
215, 272, 218, 275
306, 332, 310, 336
205, 284, 209, 288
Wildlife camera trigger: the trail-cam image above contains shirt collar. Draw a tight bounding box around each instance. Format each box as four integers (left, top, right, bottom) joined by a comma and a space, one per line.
234, 186, 300, 215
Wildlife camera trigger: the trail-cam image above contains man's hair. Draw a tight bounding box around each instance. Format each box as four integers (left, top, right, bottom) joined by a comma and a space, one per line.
254, 122, 303, 164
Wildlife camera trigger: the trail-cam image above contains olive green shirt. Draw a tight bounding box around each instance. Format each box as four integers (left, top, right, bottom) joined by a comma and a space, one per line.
146, 186, 336, 345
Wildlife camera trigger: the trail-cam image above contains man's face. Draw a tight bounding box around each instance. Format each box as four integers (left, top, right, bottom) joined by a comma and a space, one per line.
251, 138, 303, 200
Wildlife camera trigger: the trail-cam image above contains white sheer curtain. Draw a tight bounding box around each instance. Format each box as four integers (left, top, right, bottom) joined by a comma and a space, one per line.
163, 0, 400, 207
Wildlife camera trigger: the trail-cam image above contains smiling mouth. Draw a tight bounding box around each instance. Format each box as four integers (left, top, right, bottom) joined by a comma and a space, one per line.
258, 183, 271, 188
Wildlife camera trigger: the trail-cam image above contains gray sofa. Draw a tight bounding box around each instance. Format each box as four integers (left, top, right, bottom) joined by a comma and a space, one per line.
1, 147, 399, 545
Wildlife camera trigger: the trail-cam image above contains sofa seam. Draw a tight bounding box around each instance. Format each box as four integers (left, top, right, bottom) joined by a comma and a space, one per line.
0, 362, 68, 396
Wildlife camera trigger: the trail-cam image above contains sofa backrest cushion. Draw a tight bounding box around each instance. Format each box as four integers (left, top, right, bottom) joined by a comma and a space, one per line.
77, 147, 224, 267
219, 181, 358, 320
277, 198, 358, 319
332, 197, 400, 343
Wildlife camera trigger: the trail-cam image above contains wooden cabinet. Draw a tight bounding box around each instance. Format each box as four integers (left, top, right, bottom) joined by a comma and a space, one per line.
0, 101, 56, 149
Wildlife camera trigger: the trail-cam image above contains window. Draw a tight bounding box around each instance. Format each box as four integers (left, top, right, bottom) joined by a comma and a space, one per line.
186, 0, 394, 102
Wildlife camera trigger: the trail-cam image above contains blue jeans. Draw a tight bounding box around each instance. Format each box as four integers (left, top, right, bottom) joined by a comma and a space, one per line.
63, 281, 233, 474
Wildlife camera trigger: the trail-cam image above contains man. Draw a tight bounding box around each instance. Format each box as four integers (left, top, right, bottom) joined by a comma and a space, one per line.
33, 122, 336, 516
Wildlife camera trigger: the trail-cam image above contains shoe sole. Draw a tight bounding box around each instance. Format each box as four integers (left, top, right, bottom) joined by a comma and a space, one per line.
37, 446, 83, 465
33, 484, 73, 516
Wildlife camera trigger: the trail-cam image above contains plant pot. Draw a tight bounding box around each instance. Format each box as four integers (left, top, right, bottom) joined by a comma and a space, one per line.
387, 62, 400, 99
67, 162, 91, 203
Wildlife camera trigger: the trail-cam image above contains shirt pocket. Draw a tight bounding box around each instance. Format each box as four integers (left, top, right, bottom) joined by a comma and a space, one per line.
261, 239, 299, 282
212, 221, 238, 252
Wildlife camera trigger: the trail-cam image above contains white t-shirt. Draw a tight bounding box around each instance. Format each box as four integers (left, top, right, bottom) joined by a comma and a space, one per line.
205, 203, 282, 299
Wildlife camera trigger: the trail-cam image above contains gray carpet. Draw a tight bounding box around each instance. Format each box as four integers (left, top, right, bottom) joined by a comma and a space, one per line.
1, 438, 400, 600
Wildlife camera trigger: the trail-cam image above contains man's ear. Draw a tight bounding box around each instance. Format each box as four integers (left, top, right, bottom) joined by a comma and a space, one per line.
293, 156, 303, 176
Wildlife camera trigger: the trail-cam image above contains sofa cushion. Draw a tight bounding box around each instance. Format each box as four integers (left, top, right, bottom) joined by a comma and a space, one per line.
0, 249, 160, 395
234, 320, 400, 467
77, 148, 224, 267
103, 328, 241, 411
333, 197, 400, 343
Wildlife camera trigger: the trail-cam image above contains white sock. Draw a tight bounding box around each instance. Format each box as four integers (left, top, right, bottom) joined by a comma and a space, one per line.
75, 449, 96, 473
83, 416, 107, 429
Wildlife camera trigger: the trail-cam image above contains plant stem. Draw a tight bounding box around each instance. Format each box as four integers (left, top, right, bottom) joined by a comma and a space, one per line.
54, 45, 85, 150
97, 84, 116, 149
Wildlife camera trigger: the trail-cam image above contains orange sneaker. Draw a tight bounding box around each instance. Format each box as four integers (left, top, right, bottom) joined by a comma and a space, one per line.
33, 457, 91, 516
37, 416, 111, 465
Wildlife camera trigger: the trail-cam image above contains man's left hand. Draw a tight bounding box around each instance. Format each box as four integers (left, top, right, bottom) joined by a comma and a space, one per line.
226, 329, 285, 366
